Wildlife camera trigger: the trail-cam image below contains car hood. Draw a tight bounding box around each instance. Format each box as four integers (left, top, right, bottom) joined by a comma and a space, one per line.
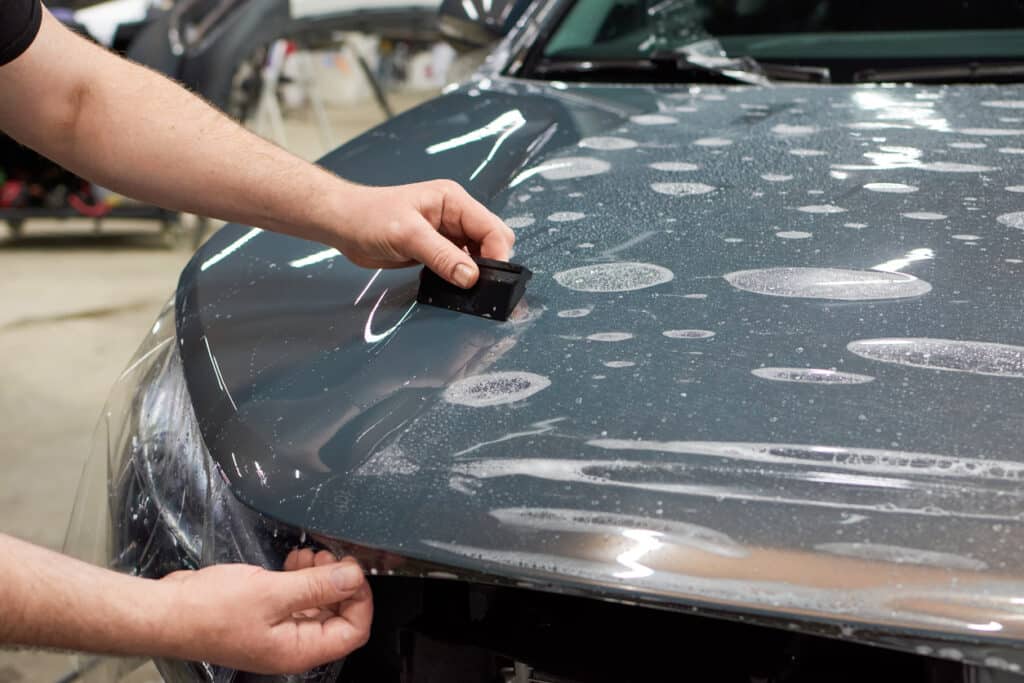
177, 79, 1024, 668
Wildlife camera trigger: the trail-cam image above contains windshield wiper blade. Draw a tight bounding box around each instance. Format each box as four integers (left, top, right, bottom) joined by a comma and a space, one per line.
854, 61, 1024, 83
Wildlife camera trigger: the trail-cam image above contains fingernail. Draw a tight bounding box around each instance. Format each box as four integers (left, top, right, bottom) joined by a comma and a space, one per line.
453, 263, 476, 288
330, 565, 362, 591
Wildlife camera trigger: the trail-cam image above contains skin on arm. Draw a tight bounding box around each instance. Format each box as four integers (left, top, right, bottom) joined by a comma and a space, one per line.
0, 534, 372, 674
0, 10, 513, 287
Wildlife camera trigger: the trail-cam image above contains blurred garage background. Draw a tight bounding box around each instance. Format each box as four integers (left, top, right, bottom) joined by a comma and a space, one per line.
0, 2, 476, 679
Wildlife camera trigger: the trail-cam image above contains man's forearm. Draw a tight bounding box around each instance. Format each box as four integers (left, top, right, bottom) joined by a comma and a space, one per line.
0, 534, 174, 657
0, 12, 351, 246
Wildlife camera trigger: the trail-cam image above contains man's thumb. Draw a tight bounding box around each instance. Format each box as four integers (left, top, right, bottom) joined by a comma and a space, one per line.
407, 220, 479, 289
282, 562, 364, 612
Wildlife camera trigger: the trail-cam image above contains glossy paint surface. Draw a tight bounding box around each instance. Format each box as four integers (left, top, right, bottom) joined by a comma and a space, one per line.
176, 79, 1024, 668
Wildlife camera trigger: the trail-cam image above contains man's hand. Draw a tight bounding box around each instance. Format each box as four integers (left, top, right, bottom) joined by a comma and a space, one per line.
0, 12, 513, 289
159, 549, 372, 675
333, 180, 515, 289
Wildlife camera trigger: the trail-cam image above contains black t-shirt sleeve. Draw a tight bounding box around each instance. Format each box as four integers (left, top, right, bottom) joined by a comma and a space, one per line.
0, 0, 42, 67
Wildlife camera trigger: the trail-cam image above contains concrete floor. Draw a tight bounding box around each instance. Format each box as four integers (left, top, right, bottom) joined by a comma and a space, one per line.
0, 91, 433, 682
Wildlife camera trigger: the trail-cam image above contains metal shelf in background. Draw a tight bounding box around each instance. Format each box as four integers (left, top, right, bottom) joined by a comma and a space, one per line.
0, 205, 210, 249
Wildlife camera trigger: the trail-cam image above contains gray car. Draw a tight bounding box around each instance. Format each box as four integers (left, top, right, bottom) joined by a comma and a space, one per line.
67, 0, 1024, 681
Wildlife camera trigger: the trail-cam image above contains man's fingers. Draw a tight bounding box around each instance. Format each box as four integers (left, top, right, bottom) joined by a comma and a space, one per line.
404, 216, 480, 288
277, 559, 366, 613
432, 181, 515, 262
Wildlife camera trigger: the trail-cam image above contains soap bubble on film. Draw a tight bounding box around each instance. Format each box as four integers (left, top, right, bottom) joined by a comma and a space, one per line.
847, 338, 1024, 378
751, 367, 875, 384
864, 182, 918, 193
536, 157, 611, 180
579, 136, 638, 151
649, 162, 699, 172
663, 329, 715, 339
724, 267, 931, 301
693, 137, 733, 147
651, 182, 716, 197
797, 204, 846, 214
772, 124, 819, 136
631, 114, 678, 125
587, 332, 634, 342
997, 211, 1024, 229
554, 262, 674, 293
444, 371, 552, 407
548, 211, 586, 222
558, 307, 593, 318
505, 215, 535, 229
901, 212, 947, 221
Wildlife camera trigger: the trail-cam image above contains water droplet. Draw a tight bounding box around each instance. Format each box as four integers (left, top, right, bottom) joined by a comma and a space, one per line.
761, 173, 793, 182
651, 182, 716, 196
775, 230, 812, 239
724, 267, 931, 301
1006, 186, 1024, 193
554, 262, 674, 292
631, 114, 678, 125
587, 332, 634, 342
949, 142, 986, 149
901, 212, 947, 220
602, 360, 636, 368
649, 161, 699, 172
997, 211, 1024, 230
952, 234, 980, 241
663, 329, 715, 339
751, 367, 874, 384
444, 371, 552, 407
797, 204, 846, 214
864, 182, 918, 193
579, 136, 637, 150
548, 211, 585, 222
847, 338, 1024, 378
844, 223, 868, 229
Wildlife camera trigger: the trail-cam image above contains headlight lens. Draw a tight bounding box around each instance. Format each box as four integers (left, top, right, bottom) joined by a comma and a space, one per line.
64, 298, 305, 682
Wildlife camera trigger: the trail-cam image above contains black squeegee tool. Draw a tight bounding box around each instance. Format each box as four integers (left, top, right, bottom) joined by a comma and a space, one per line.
417, 257, 532, 321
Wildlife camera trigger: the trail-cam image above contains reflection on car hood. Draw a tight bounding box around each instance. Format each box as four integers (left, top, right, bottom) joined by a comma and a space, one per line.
176, 79, 1024, 670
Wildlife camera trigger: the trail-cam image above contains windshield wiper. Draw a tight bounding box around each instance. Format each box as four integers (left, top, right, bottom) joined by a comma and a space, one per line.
653, 50, 831, 84
535, 53, 829, 85
853, 61, 1024, 83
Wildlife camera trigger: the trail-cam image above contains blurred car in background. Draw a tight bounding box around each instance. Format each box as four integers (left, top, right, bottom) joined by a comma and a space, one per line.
68, 0, 1024, 681
1, 0, 446, 239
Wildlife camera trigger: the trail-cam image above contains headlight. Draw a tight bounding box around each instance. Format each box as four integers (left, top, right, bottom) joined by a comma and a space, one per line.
64, 299, 306, 682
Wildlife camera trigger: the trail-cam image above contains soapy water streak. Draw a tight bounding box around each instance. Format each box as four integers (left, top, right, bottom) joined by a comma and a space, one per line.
489, 507, 748, 558
452, 452, 1024, 521
815, 542, 987, 571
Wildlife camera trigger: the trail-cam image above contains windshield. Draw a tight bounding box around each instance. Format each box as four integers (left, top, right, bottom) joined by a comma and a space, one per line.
539, 0, 1024, 81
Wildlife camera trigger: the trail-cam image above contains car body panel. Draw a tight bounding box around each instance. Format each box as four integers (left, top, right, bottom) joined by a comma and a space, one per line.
177, 78, 1024, 668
